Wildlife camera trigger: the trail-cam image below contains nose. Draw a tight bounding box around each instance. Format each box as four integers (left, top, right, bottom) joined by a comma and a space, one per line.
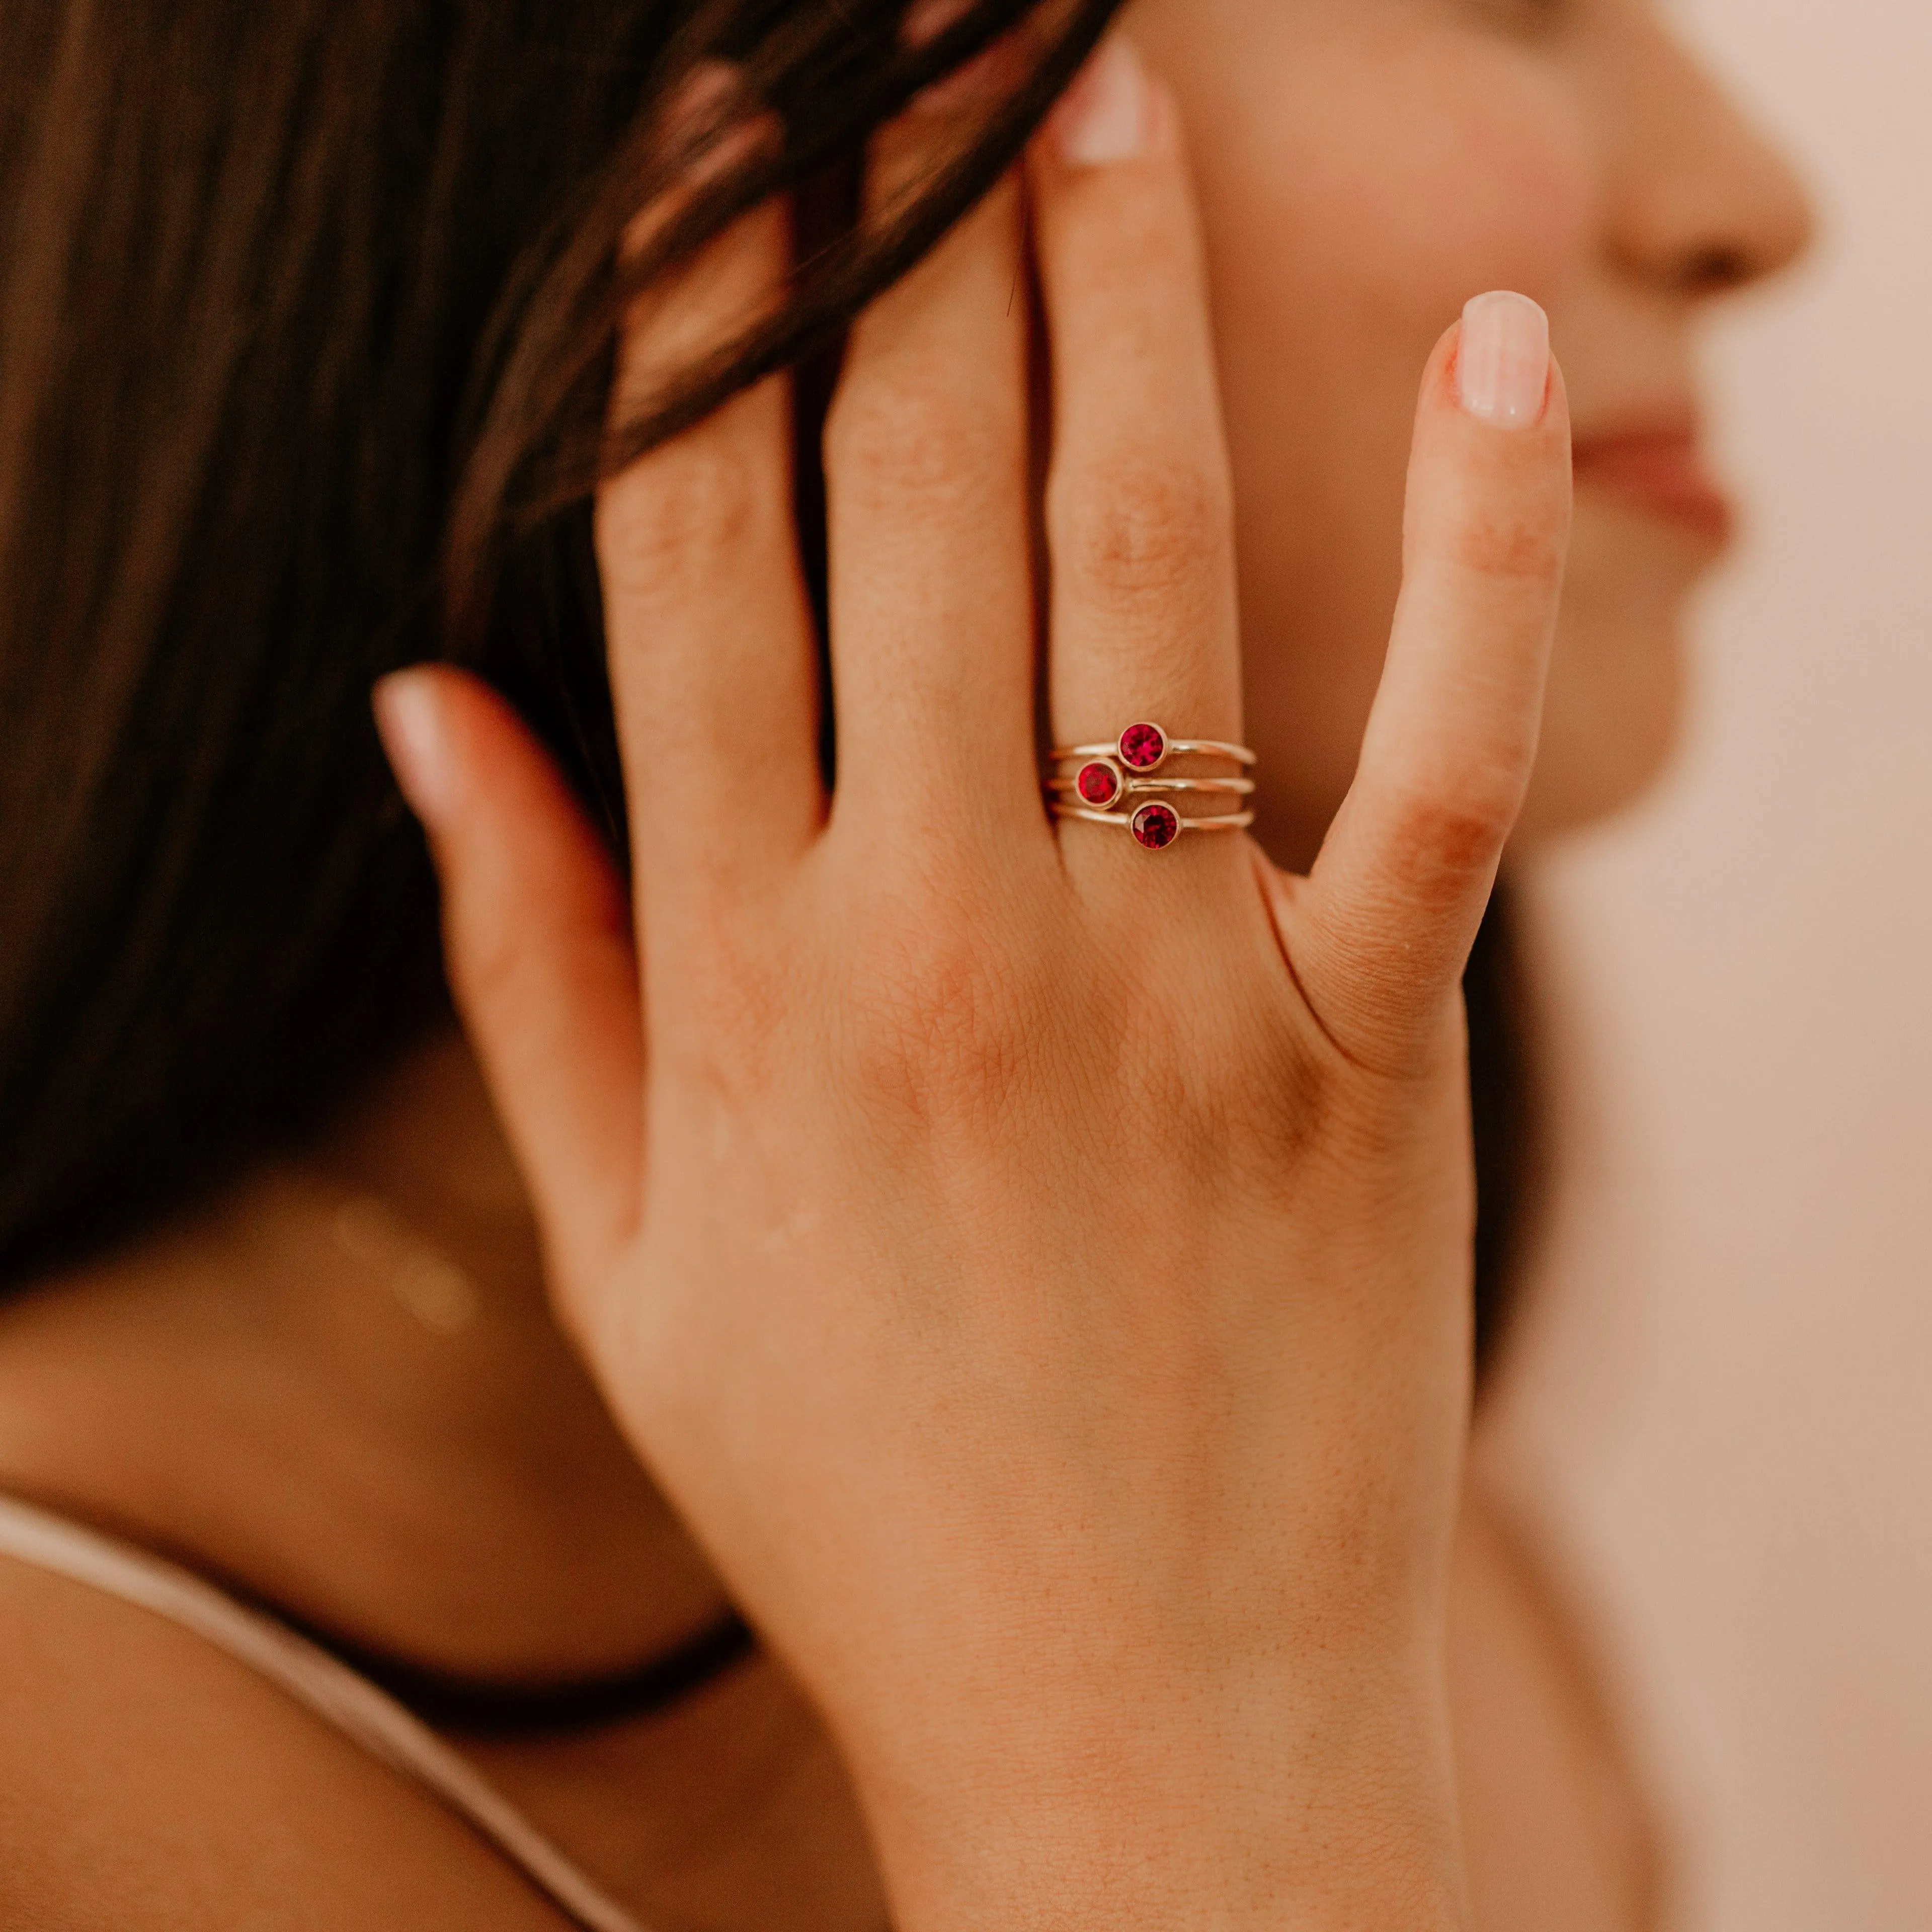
1602, 12, 1818, 302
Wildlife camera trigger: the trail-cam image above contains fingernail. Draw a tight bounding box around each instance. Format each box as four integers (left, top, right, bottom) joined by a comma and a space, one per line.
1457, 291, 1550, 429
1051, 37, 1149, 166
373, 672, 455, 825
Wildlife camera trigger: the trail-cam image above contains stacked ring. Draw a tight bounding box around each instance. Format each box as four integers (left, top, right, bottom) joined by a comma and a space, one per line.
1046, 722, 1257, 852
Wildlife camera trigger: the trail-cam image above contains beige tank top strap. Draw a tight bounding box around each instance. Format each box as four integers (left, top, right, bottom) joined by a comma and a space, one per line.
0, 1491, 650, 1932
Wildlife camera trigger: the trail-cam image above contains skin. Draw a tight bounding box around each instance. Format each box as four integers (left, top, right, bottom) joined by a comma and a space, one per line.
1129, 0, 1812, 863
0, 2, 1809, 1927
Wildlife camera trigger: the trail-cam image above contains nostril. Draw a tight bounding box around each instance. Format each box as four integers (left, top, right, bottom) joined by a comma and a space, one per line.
1681, 243, 1754, 296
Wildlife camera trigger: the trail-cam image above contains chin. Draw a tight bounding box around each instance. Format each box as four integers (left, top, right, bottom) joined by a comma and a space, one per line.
1510, 492, 1719, 847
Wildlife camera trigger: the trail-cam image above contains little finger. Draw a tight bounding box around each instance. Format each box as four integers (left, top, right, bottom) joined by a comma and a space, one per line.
1293, 296, 1572, 1073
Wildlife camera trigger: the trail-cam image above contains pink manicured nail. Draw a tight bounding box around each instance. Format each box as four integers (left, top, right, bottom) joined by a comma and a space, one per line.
1052, 37, 1149, 166
1457, 291, 1551, 429
373, 672, 455, 825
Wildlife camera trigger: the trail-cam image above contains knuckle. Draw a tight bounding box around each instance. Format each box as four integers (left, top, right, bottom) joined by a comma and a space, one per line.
1052, 451, 1230, 605
841, 881, 1045, 1131
597, 434, 769, 602
1386, 781, 1519, 899
1431, 497, 1568, 586
825, 375, 1006, 518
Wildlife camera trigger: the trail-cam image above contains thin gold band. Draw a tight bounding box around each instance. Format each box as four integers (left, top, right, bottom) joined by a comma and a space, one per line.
1046, 774, 1256, 797
1050, 805, 1255, 833
1052, 738, 1256, 767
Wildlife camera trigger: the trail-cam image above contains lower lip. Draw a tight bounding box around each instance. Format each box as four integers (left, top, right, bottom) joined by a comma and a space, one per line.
1572, 437, 1736, 546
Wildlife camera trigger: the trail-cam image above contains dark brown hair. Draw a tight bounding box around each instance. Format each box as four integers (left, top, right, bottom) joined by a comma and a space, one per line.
0, 0, 1536, 1370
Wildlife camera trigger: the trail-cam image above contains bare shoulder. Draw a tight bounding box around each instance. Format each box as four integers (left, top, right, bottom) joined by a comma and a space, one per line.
1448, 1467, 1669, 1932
0, 1554, 577, 1932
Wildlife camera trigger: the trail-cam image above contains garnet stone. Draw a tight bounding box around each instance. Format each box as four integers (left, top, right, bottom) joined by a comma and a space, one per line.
1118, 722, 1168, 771
1131, 800, 1181, 851
1076, 759, 1124, 809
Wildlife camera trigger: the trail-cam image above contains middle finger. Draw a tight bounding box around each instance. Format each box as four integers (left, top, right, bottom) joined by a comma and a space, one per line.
822, 118, 1041, 835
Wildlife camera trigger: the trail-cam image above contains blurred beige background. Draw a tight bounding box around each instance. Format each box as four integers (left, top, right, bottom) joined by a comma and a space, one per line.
1487, 1, 1932, 1926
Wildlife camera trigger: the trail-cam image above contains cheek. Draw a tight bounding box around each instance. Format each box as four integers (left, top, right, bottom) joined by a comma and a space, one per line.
1293, 48, 1593, 328
1192, 28, 1593, 390
1203, 32, 1596, 469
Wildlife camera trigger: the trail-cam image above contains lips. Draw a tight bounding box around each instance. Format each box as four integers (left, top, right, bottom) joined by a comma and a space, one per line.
1571, 420, 1736, 546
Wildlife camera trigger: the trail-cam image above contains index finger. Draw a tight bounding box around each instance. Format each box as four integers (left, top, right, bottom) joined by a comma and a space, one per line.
596, 83, 823, 943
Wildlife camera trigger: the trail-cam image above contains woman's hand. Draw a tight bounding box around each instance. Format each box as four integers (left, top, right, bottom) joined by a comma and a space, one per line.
376, 37, 1570, 1932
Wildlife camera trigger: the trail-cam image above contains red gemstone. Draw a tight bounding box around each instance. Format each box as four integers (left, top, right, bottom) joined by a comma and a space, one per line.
1076, 759, 1122, 808
1118, 722, 1167, 771
1131, 801, 1180, 850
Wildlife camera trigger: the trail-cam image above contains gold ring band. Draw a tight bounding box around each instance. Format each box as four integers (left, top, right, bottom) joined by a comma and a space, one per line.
1050, 721, 1256, 773
1046, 774, 1256, 797
1051, 800, 1255, 853
1053, 738, 1255, 766
1045, 724, 1258, 850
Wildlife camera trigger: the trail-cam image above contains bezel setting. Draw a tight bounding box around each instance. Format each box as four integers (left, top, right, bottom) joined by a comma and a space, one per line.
1130, 799, 1182, 851
1116, 722, 1169, 772
1074, 758, 1125, 809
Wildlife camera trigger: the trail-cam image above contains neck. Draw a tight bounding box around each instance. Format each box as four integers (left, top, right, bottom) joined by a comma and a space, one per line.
0, 1031, 724, 1679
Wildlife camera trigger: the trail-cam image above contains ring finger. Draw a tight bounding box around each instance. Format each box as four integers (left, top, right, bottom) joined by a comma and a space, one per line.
1030, 39, 1245, 882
